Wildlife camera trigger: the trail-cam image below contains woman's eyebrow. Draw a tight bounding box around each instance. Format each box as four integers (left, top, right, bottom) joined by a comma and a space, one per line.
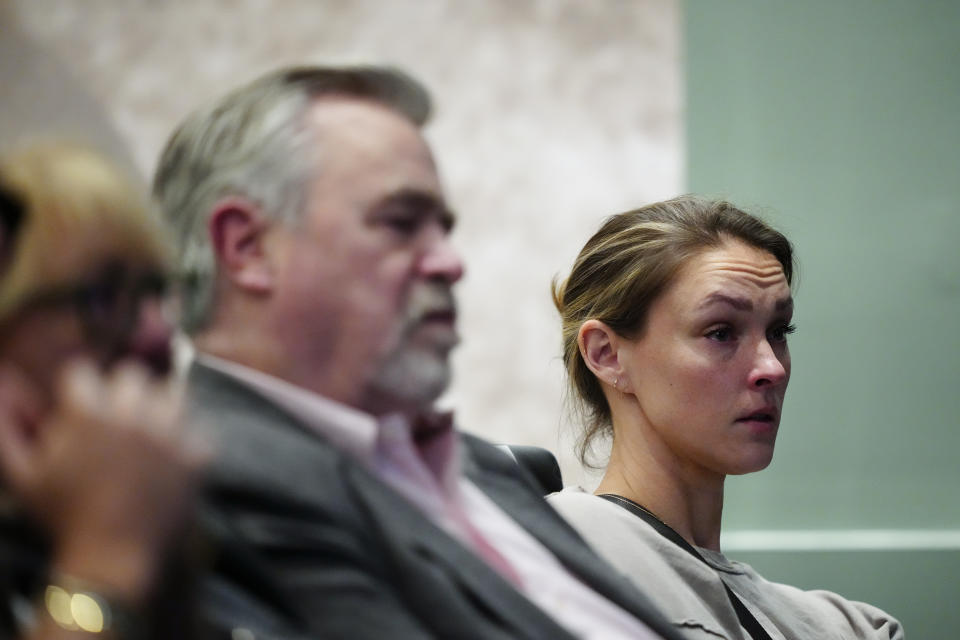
697, 292, 753, 311
775, 296, 794, 312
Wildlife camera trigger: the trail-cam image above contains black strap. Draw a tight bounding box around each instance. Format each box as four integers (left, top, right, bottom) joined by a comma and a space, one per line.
598, 494, 774, 640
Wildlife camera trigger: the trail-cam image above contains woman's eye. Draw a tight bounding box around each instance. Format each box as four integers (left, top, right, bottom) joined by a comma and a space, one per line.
770, 323, 797, 342
706, 326, 734, 342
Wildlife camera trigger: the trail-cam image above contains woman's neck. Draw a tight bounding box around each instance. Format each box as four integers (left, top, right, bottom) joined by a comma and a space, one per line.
595, 428, 726, 551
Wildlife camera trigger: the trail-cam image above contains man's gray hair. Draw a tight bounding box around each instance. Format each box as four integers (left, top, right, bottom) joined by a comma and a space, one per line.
152, 65, 431, 333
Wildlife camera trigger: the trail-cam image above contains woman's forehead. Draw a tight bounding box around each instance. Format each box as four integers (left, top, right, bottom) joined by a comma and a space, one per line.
667, 242, 789, 307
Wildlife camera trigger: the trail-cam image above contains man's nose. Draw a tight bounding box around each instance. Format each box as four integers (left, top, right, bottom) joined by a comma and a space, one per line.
748, 339, 789, 388
419, 231, 464, 284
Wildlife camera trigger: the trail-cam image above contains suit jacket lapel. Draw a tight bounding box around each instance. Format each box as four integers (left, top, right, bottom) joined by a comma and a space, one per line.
344, 463, 575, 640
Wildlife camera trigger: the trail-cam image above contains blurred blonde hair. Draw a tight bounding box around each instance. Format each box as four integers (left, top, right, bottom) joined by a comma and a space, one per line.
0, 142, 168, 321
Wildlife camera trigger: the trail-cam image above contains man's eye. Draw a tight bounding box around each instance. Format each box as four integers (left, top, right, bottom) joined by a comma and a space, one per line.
388, 217, 417, 232
380, 213, 422, 235
706, 327, 734, 342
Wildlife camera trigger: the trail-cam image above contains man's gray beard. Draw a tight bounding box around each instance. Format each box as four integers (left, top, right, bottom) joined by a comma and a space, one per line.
365, 283, 457, 415
367, 345, 452, 414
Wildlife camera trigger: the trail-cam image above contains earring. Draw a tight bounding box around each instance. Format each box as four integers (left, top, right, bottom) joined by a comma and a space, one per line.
613, 376, 620, 390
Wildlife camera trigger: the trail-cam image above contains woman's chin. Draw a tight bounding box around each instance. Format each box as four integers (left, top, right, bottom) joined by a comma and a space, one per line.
725, 447, 776, 476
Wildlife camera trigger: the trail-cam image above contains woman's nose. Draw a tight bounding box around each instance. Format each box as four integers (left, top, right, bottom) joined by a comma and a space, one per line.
748, 339, 789, 388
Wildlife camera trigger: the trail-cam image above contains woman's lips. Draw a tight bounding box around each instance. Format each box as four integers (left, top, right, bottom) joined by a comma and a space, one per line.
735, 407, 779, 434
737, 412, 774, 422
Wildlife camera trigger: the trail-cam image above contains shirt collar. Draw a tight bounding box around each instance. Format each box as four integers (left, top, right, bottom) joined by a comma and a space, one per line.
197, 352, 379, 463
196, 353, 459, 482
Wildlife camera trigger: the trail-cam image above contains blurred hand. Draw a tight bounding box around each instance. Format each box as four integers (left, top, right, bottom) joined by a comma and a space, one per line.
0, 359, 208, 599
0, 363, 44, 446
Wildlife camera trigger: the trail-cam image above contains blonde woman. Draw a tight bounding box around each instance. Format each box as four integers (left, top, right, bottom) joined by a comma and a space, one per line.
549, 196, 903, 639
0, 144, 203, 640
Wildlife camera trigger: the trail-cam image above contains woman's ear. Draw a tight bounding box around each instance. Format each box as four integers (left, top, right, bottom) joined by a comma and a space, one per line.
578, 319, 626, 393
208, 198, 274, 293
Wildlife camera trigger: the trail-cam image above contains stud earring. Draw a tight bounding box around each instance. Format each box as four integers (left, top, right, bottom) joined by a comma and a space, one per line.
613, 376, 620, 390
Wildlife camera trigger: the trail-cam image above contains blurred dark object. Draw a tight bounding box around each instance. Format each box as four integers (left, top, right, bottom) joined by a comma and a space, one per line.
500, 445, 564, 495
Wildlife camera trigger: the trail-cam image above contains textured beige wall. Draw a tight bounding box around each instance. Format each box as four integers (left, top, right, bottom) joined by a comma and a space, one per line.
7, 0, 681, 487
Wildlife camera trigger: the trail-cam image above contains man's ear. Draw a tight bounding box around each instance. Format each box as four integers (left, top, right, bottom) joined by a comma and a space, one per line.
208, 198, 274, 293
577, 319, 626, 392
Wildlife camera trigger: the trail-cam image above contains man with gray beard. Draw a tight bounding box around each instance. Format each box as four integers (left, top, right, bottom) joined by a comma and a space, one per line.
153, 65, 681, 640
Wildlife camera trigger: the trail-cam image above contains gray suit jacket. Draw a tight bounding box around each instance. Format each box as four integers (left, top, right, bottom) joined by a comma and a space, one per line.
189, 363, 682, 640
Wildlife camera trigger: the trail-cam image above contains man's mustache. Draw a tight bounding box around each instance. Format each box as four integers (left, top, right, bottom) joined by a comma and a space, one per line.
404, 285, 457, 326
